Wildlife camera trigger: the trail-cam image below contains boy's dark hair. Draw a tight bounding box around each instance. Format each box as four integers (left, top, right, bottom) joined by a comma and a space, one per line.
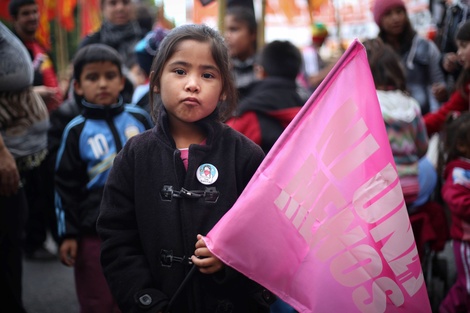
225, 6, 257, 53
443, 111, 470, 164
226, 6, 257, 35
9, 0, 36, 18
363, 38, 407, 92
149, 24, 237, 122
455, 21, 470, 99
72, 44, 123, 81
257, 40, 301, 80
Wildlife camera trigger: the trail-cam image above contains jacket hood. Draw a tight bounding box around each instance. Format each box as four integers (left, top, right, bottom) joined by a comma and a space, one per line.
444, 157, 470, 180
377, 90, 420, 123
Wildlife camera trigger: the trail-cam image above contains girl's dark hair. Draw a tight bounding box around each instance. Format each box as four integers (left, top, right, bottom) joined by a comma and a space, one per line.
72, 44, 123, 81
455, 21, 470, 99
377, 7, 416, 55
149, 24, 237, 123
442, 111, 470, 164
362, 38, 407, 92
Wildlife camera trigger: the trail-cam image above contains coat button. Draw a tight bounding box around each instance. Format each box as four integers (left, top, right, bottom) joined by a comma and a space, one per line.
139, 294, 152, 306
262, 289, 275, 304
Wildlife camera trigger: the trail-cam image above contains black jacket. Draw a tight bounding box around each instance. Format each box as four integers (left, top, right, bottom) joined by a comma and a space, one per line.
227, 77, 304, 153
97, 109, 272, 313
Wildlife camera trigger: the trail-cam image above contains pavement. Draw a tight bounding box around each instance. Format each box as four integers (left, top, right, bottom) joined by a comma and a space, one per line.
22, 236, 79, 313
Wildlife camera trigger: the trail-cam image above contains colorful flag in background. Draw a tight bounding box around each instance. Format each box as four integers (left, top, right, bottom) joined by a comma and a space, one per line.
57, 0, 77, 31
35, 0, 55, 50
204, 40, 431, 313
79, 0, 101, 38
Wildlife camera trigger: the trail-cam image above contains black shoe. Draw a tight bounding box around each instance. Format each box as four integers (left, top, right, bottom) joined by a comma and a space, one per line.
25, 246, 57, 261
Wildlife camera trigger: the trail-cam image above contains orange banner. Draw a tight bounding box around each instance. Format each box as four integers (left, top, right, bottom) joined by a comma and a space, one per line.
58, 0, 77, 31
79, 0, 101, 38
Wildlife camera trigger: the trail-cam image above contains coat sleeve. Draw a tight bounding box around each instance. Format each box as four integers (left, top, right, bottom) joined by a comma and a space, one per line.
427, 40, 446, 85
442, 172, 470, 222
55, 124, 87, 239
424, 89, 468, 136
97, 140, 169, 313
226, 112, 262, 145
414, 113, 429, 159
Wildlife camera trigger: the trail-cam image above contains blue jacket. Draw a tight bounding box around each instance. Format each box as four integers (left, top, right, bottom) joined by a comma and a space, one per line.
55, 98, 153, 239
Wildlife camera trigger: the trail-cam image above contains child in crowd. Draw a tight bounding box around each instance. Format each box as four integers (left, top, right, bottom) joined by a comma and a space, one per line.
372, 0, 447, 115
132, 26, 169, 112
224, 5, 258, 101
424, 20, 470, 136
226, 40, 304, 154
362, 38, 436, 212
439, 111, 470, 313
97, 24, 274, 313
55, 43, 153, 313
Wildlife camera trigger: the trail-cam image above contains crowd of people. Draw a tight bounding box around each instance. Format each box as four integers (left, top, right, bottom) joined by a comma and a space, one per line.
2, 0, 470, 312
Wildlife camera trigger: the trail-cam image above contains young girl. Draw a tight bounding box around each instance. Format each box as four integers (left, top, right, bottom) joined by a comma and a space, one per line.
97, 24, 273, 313
424, 20, 470, 136
372, 0, 447, 115
362, 38, 436, 212
439, 111, 470, 313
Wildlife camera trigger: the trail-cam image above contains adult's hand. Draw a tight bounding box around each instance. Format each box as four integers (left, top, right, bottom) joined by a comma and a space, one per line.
0, 145, 20, 196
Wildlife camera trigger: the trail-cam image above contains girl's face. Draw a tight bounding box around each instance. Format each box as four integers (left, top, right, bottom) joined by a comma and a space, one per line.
102, 0, 132, 25
457, 40, 470, 69
156, 40, 224, 125
224, 15, 256, 60
74, 61, 125, 106
380, 7, 406, 36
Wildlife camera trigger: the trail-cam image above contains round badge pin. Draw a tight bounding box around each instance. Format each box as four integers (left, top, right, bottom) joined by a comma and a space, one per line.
196, 163, 218, 185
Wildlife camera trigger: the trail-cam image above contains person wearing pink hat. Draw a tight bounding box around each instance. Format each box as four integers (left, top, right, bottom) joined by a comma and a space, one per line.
372, 0, 448, 116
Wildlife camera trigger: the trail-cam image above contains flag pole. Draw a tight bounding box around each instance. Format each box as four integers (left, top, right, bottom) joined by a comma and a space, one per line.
257, 0, 266, 50
218, 0, 226, 33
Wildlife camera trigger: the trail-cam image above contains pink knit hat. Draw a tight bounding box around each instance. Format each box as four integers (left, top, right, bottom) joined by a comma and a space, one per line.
372, 0, 406, 26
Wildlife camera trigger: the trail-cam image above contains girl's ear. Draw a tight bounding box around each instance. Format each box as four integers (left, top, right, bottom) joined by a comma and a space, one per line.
220, 93, 226, 101
150, 71, 159, 93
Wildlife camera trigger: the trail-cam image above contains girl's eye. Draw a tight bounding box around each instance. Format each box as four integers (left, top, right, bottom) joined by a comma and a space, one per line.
202, 73, 215, 79
175, 69, 185, 75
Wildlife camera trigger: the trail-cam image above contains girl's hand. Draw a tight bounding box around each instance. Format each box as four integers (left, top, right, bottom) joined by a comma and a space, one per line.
191, 234, 224, 274
432, 82, 448, 102
59, 239, 77, 267
442, 52, 459, 73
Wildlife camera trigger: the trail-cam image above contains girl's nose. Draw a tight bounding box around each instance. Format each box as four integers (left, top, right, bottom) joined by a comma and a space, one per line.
185, 76, 200, 93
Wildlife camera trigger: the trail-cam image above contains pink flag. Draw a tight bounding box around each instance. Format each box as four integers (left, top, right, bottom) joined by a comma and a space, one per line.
204, 40, 431, 313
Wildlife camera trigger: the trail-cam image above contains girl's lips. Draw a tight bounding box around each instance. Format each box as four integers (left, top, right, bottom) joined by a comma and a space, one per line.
183, 97, 200, 105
